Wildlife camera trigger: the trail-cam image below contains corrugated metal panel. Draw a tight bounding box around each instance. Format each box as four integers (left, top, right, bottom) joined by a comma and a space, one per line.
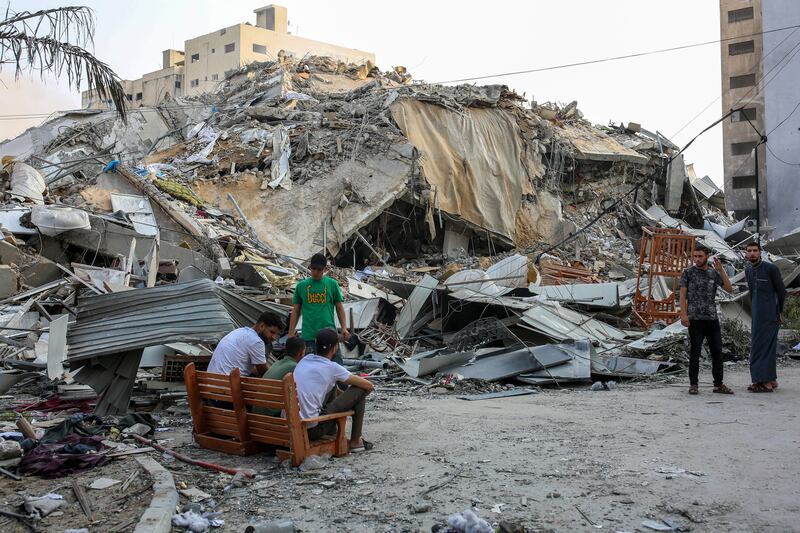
518, 300, 630, 349
67, 279, 290, 361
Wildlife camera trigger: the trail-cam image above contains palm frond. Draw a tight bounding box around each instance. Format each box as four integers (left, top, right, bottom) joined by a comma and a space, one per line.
0, 6, 126, 120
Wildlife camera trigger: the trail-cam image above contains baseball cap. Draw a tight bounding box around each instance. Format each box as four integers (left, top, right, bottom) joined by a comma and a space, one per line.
309, 253, 327, 269
315, 328, 339, 354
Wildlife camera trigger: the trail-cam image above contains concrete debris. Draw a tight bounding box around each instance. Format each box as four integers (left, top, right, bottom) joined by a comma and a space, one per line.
0, 43, 794, 533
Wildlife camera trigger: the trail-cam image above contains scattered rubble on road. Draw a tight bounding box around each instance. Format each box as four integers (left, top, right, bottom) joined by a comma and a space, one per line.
1, 53, 799, 531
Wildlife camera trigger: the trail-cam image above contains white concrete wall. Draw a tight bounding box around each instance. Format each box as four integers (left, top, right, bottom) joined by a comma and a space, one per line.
181, 23, 375, 97
762, 0, 800, 237
183, 24, 244, 97
82, 11, 374, 106
142, 66, 184, 105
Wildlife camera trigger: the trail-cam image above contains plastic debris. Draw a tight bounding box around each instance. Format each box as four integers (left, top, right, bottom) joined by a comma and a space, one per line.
446, 509, 493, 533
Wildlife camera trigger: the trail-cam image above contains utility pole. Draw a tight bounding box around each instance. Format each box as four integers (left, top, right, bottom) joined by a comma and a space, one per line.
753, 135, 767, 238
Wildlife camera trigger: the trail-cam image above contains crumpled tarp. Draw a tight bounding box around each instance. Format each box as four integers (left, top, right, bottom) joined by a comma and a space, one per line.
269, 126, 292, 190
15, 397, 94, 414
18, 434, 109, 478
6, 161, 46, 204
390, 99, 537, 242
30, 205, 91, 236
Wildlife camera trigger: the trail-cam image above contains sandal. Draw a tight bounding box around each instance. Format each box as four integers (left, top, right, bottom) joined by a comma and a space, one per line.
749, 383, 773, 393
688, 385, 699, 395
350, 439, 374, 453
713, 384, 734, 395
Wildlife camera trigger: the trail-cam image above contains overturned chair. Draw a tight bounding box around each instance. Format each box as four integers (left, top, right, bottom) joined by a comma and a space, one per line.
184, 363, 354, 466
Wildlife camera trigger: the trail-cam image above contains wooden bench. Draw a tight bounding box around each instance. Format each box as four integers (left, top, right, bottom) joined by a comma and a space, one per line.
184, 363, 353, 466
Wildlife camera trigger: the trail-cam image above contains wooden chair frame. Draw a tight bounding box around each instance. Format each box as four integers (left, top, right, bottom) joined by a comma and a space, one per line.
184, 363, 353, 466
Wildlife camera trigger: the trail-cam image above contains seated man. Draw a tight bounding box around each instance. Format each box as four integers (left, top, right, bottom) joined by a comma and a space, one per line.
254, 336, 307, 417
208, 312, 284, 377
294, 328, 374, 451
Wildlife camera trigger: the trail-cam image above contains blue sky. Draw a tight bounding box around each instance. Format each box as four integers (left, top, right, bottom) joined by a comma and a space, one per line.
2, 0, 725, 182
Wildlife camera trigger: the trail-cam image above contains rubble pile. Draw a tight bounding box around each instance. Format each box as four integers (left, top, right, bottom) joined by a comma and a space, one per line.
0, 53, 799, 530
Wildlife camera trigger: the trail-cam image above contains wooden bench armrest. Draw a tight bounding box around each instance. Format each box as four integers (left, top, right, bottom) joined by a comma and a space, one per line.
301, 411, 355, 425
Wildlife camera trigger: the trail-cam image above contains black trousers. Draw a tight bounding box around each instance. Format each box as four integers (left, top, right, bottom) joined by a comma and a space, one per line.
688, 319, 724, 386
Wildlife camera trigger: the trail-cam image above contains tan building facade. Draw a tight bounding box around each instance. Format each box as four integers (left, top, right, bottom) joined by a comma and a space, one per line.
82, 5, 374, 107
719, 0, 765, 221
719, 0, 800, 236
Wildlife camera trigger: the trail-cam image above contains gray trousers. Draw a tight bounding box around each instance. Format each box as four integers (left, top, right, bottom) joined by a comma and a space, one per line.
307, 386, 367, 442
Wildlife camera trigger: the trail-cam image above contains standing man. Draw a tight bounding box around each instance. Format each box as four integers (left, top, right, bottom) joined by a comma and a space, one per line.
288, 253, 350, 362
745, 242, 786, 393
679, 245, 734, 395
208, 312, 284, 377
294, 328, 374, 451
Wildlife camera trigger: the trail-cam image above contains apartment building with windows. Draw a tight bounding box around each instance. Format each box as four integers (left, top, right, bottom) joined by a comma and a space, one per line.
82, 5, 374, 108
719, 0, 800, 236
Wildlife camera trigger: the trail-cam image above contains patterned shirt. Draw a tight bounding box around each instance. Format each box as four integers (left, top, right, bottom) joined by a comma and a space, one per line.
680, 265, 722, 320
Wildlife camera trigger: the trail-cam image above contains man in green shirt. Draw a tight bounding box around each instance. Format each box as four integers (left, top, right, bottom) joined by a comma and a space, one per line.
255, 337, 307, 417
288, 253, 350, 363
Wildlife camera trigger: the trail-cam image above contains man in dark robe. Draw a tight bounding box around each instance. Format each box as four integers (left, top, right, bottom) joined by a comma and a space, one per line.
745, 242, 786, 393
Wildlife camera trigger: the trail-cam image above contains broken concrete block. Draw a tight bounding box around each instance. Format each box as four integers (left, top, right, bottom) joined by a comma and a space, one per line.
19, 256, 62, 287
0, 265, 18, 298
0, 240, 22, 265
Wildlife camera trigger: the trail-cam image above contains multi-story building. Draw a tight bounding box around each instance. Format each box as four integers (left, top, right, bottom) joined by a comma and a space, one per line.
719, 0, 800, 237
82, 5, 374, 108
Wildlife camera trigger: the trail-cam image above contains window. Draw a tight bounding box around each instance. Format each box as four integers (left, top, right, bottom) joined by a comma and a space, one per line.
735, 209, 757, 219
731, 108, 757, 122
220, 28, 226, 35
732, 175, 757, 189
730, 74, 756, 89
191, 53, 200, 63
731, 141, 758, 156
126, 94, 132, 101
211, 73, 219, 81
252, 43, 267, 54
729, 40, 754, 56
211, 48, 215, 54
191, 79, 199, 88
135, 92, 142, 101
728, 7, 754, 23
175, 79, 181, 89
224, 42, 235, 53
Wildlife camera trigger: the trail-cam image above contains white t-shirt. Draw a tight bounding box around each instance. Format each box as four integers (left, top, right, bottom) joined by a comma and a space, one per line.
208, 327, 267, 376
294, 354, 351, 425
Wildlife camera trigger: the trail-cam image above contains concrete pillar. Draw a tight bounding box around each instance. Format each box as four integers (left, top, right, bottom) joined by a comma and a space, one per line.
255, 5, 288, 33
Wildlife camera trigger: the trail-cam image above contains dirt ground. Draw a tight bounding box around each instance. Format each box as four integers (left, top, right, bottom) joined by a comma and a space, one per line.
0, 454, 153, 532
3, 362, 798, 532
150, 361, 800, 533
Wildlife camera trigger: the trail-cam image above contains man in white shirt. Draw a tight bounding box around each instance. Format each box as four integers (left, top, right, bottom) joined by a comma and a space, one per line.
208, 313, 284, 377
294, 328, 374, 451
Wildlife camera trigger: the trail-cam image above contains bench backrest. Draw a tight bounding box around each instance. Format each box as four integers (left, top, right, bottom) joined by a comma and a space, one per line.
240, 374, 294, 448
185, 363, 301, 450
186, 369, 241, 439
